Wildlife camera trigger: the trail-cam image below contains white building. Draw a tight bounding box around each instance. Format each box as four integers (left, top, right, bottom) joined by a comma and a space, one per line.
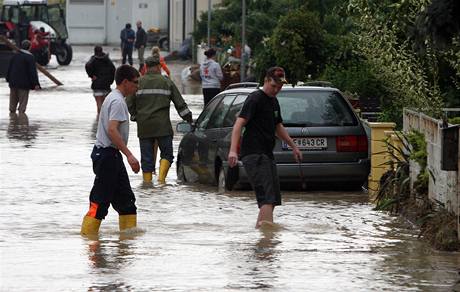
67, 0, 168, 45
66, 0, 221, 51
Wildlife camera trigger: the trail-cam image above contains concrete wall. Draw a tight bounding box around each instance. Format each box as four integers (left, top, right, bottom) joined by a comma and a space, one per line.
403, 109, 459, 218
67, 0, 168, 45
169, 0, 222, 52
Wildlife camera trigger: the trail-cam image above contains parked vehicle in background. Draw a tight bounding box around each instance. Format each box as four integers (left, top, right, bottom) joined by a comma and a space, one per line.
0, 0, 72, 76
146, 27, 169, 51
176, 83, 370, 191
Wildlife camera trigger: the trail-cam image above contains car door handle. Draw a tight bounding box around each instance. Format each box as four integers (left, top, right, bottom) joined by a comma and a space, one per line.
211, 139, 217, 142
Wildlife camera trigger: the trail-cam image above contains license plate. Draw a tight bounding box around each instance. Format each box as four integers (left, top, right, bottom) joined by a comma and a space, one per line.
283, 137, 327, 150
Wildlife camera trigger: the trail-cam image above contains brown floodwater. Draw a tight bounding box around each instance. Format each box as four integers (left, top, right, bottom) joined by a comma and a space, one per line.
0, 46, 458, 291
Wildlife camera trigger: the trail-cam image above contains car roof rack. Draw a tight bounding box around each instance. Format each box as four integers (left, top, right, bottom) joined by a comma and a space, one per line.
297, 80, 333, 87
225, 82, 259, 90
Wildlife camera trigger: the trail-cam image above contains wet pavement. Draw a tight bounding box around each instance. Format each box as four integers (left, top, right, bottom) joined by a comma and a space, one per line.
0, 46, 459, 291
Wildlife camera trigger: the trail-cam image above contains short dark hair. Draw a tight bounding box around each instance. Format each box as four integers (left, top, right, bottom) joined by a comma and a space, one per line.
204, 48, 216, 58
125, 23, 131, 29
115, 65, 139, 85
265, 66, 288, 84
94, 45, 103, 56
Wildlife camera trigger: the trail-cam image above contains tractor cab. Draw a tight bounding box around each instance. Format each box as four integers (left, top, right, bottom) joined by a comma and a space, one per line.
0, 0, 72, 72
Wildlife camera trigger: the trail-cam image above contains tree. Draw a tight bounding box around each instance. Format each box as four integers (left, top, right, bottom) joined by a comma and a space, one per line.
268, 9, 326, 84
348, 0, 445, 122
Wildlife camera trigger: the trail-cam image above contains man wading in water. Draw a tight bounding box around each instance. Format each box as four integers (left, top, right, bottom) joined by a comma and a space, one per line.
81, 65, 140, 237
228, 67, 302, 228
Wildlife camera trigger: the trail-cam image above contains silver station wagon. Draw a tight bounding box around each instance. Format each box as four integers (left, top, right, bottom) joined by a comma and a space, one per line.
176, 84, 370, 191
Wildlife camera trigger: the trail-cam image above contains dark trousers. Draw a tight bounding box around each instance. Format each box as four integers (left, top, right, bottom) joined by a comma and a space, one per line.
122, 46, 133, 65
139, 136, 174, 172
203, 88, 221, 106
87, 146, 137, 220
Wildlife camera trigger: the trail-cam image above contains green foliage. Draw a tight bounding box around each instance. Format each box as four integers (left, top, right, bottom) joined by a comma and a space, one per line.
321, 60, 386, 99
448, 117, 460, 125
374, 130, 428, 212
406, 131, 427, 171
194, 0, 459, 126
348, 0, 445, 120
193, 0, 306, 51
269, 9, 326, 84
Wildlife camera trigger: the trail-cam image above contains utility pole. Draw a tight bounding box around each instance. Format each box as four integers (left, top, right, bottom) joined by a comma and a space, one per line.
207, 0, 211, 47
240, 0, 246, 82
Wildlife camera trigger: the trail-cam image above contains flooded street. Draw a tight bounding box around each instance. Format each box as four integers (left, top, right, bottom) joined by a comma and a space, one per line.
1, 46, 459, 291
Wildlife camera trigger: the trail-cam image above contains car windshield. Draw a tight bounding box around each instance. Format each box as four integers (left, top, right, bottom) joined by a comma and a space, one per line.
277, 90, 358, 126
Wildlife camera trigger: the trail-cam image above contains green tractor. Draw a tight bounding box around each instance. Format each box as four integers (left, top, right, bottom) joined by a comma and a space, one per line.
0, 0, 72, 76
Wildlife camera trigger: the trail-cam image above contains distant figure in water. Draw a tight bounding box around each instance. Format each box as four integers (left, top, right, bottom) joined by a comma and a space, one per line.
85, 46, 116, 114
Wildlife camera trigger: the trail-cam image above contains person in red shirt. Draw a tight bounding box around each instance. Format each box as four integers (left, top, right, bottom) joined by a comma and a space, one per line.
140, 46, 170, 77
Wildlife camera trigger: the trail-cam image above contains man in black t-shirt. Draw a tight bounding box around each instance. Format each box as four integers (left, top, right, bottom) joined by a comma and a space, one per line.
228, 67, 302, 228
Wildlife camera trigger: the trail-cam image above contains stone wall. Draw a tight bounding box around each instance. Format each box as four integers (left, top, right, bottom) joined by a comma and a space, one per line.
403, 109, 459, 219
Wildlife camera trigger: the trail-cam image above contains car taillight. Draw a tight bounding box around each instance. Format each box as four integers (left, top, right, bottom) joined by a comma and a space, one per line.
336, 135, 368, 152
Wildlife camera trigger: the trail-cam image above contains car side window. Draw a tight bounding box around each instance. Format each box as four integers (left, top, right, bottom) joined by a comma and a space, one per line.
223, 94, 248, 127
207, 94, 236, 129
195, 95, 223, 130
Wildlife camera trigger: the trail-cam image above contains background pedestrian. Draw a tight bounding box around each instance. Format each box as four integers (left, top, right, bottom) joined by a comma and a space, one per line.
135, 20, 147, 71
228, 67, 302, 228
120, 23, 135, 65
85, 46, 116, 114
81, 65, 141, 237
126, 55, 192, 184
140, 46, 170, 77
200, 48, 223, 106
6, 40, 40, 114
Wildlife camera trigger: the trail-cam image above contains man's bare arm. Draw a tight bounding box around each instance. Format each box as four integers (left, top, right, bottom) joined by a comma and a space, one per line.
276, 123, 302, 162
108, 120, 140, 173
228, 117, 247, 167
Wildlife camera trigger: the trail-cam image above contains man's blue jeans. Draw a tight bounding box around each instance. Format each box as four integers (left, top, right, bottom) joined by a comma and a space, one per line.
139, 136, 174, 173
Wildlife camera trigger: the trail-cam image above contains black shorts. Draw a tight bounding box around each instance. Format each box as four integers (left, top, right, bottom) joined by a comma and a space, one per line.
242, 154, 281, 208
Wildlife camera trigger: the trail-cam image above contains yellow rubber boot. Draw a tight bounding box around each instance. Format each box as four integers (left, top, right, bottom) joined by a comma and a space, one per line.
142, 172, 152, 183
81, 215, 101, 236
119, 214, 137, 231
158, 159, 171, 184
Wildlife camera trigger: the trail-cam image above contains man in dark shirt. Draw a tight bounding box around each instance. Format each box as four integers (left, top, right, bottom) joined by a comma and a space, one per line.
120, 23, 135, 65
135, 20, 147, 71
6, 40, 40, 114
228, 67, 302, 228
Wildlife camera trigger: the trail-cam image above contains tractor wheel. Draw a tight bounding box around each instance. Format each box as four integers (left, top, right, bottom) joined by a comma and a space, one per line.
56, 43, 72, 65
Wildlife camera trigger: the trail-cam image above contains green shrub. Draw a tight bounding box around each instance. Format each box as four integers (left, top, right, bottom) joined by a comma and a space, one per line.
448, 117, 460, 125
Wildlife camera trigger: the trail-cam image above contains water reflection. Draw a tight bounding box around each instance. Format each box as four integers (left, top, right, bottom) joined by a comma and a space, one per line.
246, 227, 282, 290
86, 238, 132, 270
85, 237, 134, 291
254, 227, 281, 262
7, 112, 39, 142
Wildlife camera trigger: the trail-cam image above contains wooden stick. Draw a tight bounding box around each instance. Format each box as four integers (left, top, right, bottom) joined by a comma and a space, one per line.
0, 35, 63, 86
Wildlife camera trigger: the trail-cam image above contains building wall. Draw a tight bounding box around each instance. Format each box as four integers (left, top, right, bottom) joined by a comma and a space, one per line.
169, 0, 183, 51
67, 0, 168, 45
67, 0, 106, 44
169, 0, 221, 51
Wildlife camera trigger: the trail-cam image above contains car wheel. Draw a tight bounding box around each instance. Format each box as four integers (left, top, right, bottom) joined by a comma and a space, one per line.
177, 159, 186, 182
159, 38, 169, 51
56, 43, 72, 65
